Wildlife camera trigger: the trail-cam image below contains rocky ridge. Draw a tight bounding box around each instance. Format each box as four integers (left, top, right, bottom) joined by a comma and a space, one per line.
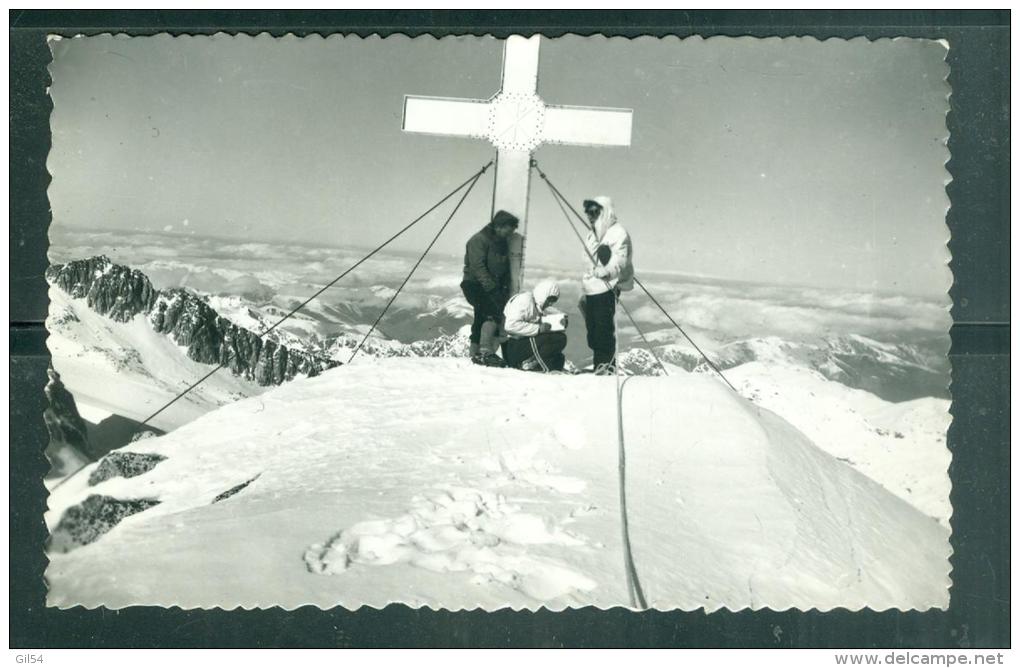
47, 256, 339, 386
43, 368, 95, 476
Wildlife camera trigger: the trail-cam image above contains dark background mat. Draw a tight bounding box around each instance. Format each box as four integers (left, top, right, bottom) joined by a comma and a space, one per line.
9, 9, 1009, 648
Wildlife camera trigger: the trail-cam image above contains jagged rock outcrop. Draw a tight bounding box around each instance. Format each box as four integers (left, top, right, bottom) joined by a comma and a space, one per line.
148, 289, 333, 385
48, 256, 339, 387
48, 495, 161, 553
616, 348, 670, 376
130, 430, 159, 443
46, 255, 157, 322
406, 331, 471, 358
88, 452, 167, 486
43, 368, 95, 476
213, 473, 261, 504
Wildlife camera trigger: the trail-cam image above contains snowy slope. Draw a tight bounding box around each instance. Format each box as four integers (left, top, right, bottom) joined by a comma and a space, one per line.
729, 362, 952, 526
46, 358, 950, 611
47, 287, 263, 432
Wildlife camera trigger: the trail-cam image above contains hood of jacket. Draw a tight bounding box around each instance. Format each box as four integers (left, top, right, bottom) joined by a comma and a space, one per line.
532, 279, 560, 309
588, 195, 617, 241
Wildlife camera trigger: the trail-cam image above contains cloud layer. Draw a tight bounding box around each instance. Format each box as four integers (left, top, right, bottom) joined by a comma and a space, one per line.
51, 229, 950, 356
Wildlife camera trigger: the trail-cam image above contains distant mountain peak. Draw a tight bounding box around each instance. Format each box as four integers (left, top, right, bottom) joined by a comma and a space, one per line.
48, 255, 339, 387
47, 256, 158, 322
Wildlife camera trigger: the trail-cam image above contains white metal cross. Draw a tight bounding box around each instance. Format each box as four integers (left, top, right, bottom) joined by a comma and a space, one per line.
402, 35, 633, 293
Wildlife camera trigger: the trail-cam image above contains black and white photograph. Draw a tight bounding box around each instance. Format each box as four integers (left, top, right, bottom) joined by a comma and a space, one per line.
42, 32, 953, 611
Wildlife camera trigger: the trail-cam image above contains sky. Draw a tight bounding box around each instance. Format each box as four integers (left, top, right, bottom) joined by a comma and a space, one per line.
48, 34, 951, 296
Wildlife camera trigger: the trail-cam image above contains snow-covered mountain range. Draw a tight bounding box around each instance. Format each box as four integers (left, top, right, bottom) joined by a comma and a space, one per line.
48, 251, 949, 398
616, 329, 948, 403
44, 255, 473, 448
43, 238, 952, 609
47, 256, 339, 386
46, 252, 952, 520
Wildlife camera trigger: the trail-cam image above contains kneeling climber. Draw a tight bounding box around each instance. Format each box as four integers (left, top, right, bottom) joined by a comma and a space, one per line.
502, 279, 568, 372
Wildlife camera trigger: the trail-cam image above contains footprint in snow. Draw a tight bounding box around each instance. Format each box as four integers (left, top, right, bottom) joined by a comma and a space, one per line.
485, 448, 587, 495
304, 486, 596, 602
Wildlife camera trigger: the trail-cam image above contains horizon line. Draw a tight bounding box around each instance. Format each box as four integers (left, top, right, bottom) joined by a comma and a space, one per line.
48, 225, 951, 301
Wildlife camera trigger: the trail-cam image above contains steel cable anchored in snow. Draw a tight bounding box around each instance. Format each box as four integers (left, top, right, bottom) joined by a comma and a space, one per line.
347, 163, 489, 364
133, 160, 494, 433
532, 160, 740, 395
50, 162, 494, 491
543, 174, 670, 378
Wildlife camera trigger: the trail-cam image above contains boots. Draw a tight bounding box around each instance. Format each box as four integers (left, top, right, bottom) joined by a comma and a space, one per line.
592, 351, 617, 376
474, 320, 505, 367
479, 320, 498, 354
521, 356, 542, 372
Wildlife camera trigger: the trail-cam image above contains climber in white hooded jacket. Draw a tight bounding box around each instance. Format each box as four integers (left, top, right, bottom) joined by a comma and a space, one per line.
579, 196, 634, 373
502, 279, 568, 372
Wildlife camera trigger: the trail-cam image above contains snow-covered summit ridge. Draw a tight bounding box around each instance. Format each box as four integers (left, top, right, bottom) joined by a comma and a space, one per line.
46, 358, 950, 611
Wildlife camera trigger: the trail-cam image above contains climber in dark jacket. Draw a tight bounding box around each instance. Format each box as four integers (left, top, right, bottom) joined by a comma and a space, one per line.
461, 210, 518, 366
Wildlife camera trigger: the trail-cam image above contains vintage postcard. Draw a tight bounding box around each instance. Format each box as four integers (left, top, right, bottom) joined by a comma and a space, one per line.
43, 33, 952, 611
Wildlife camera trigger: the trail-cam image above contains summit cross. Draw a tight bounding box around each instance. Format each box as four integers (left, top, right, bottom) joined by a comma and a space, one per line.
401, 35, 633, 293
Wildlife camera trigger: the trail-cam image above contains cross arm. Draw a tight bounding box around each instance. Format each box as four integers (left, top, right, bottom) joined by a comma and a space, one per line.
402, 96, 491, 139
541, 104, 634, 147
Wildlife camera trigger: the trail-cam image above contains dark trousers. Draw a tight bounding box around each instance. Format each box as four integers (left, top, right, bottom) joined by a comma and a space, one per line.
460, 280, 505, 344
583, 290, 617, 366
505, 332, 567, 371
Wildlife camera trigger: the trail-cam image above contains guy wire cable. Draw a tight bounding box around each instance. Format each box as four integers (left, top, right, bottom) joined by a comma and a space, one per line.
532, 160, 739, 394
51, 161, 493, 491
347, 163, 489, 363
136, 159, 492, 429
536, 161, 669, 376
